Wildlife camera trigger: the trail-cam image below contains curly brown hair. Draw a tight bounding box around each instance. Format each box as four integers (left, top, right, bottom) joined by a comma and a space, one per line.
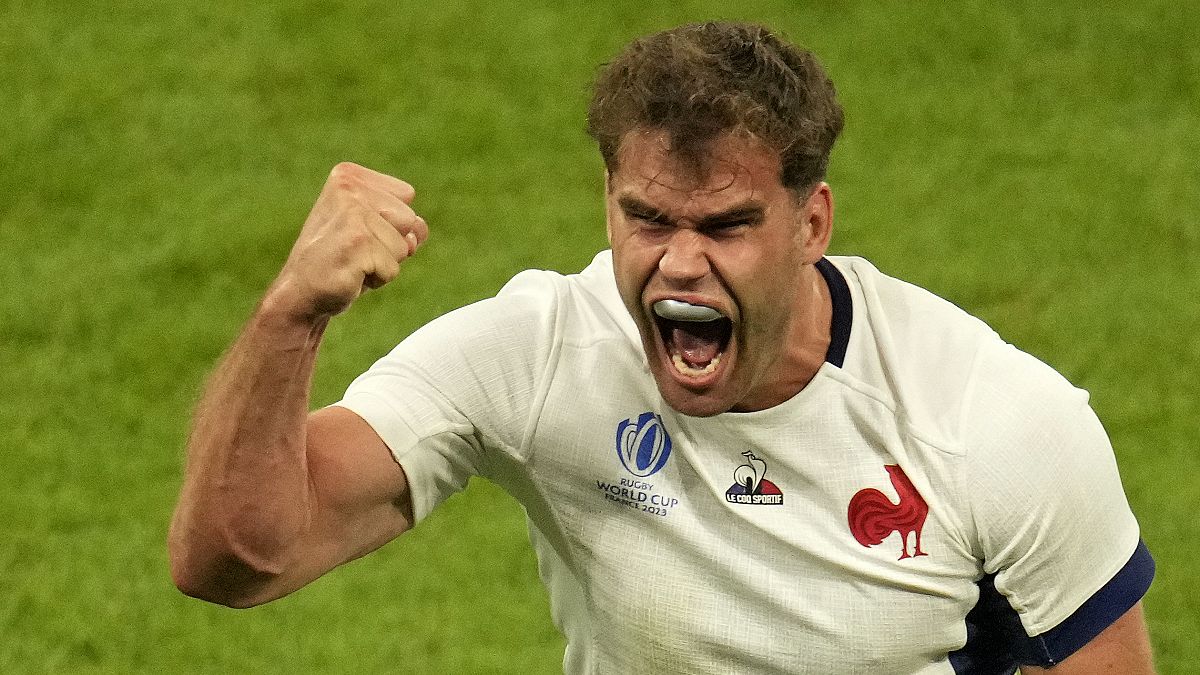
587, 22, 844, 194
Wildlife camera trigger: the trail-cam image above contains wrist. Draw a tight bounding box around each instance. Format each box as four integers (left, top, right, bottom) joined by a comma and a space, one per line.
258, 278, 333, 336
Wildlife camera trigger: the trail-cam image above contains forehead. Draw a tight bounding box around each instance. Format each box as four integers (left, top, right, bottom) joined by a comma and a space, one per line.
610, 130, 787, 212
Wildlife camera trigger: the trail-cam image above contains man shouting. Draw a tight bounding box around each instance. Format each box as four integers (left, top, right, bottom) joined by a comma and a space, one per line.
170, 21, 1155, 674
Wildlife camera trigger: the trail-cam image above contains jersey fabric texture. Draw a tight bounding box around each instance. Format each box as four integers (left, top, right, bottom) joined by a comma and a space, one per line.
336, 251, 1153, 674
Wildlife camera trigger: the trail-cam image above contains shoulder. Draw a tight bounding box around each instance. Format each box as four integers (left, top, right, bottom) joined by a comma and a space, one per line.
398, 250, 625, 353
547, 249, 640, 347
958, 336, 1117, 517
830, 256, 1005, 451
842, 256, 1104, 477
963, 338, 1092, 442
494, 250, 631, 339
833, 256, 993, 331
831, 256, 1107, 469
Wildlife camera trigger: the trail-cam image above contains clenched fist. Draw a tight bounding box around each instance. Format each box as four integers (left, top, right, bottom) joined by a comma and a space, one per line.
267, 162, 429, 321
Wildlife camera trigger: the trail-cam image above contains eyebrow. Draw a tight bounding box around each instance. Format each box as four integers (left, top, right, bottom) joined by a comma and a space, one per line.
617, 195, 765, 227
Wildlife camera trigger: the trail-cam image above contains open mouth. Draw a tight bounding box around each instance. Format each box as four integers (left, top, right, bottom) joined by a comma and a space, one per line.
652, 299, 734, 378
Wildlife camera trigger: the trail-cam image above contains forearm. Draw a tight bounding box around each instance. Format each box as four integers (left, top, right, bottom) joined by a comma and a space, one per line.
169, 288, 328, 601
169, 163, 427, 606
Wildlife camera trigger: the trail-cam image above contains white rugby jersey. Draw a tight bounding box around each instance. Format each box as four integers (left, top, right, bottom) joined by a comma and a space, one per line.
337, 251, 1153, 674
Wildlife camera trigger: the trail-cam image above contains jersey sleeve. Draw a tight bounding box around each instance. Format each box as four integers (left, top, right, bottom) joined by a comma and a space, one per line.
333, 270, 562, 523
958, 340, 1153, 667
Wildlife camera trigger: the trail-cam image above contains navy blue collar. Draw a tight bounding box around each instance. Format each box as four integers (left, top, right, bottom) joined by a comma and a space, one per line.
815, 258, 852, 368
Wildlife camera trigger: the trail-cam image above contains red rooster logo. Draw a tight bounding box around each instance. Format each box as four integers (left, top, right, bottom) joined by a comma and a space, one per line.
847, 465, 929, 560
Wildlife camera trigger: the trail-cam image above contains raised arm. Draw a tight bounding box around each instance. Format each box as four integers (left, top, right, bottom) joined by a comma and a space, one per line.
168, 162, 429, 608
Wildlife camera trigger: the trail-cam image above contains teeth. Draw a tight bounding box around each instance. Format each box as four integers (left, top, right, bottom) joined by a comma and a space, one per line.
672, 352, 720, 376
653, 299, 723, 322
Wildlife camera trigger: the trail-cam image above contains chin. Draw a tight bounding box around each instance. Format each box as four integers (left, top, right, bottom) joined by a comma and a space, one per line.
652, 374, 735, 418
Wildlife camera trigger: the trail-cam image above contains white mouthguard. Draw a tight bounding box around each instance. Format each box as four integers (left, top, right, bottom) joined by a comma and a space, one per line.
653, 299, 723, 322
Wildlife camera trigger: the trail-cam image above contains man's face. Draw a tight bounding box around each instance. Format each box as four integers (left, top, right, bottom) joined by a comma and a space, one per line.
606, 130, 831, 417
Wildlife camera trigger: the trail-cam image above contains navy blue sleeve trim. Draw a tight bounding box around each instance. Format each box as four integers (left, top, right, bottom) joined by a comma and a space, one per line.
815, 257, 852, 368
1027, 538, 1155, 665
948, 539, 1154, 673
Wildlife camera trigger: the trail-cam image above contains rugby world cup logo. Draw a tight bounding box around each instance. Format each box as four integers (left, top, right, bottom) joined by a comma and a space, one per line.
615, 412, 673, 477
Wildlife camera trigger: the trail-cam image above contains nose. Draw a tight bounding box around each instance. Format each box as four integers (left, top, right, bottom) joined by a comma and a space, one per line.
658, 230, 710, 284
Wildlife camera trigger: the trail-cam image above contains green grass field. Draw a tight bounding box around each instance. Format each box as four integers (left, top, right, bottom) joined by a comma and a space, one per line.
2, 1, 1197, 672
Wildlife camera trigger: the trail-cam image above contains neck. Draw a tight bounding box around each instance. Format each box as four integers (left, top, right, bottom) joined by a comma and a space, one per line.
784, 262, 834, 383
732, 263, 832, 411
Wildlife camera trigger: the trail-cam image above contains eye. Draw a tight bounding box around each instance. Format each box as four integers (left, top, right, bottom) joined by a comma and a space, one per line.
626, 210, 662, 224
625, 211, 672, 236
705, 219, 754, 236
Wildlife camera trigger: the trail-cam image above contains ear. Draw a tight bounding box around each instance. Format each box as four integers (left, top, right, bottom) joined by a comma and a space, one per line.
800, 182, 833, 264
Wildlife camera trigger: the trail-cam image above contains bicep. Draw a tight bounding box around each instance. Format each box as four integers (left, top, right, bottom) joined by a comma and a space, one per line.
1020, 602, 1155, 674
246, 406, 414, 603
304, 405, 415, 558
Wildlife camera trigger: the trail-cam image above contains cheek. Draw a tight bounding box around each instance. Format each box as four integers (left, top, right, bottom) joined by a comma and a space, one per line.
726, 251, 803, 329
711, 240, 782, 297
612, 231, 661, 278
611, 248, 655, 313
608, 220, 644, 264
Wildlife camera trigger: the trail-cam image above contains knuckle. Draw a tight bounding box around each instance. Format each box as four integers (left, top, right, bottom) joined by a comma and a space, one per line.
328, 162, 361, 189
330, 161, 360, 178
344, 229, 372, 251
336, 270, 365, 295
328, 244, 355, 271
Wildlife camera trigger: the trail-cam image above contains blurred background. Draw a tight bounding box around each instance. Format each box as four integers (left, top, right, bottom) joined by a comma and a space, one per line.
1, 0, 1196, 671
